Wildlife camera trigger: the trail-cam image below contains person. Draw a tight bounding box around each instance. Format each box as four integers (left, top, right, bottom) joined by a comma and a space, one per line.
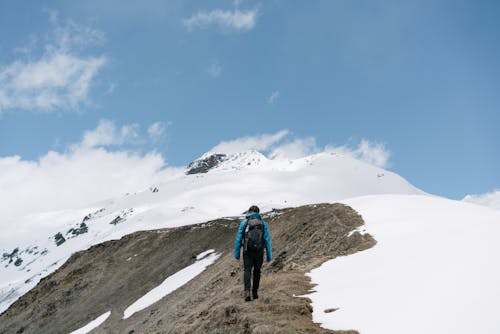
234, 205, 272, 301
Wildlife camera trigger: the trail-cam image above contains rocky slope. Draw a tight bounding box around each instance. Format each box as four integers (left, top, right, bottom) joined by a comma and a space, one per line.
0, 203, 375, 334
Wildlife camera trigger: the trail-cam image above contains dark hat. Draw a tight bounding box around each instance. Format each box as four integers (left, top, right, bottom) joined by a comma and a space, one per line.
248, 205, 260, 213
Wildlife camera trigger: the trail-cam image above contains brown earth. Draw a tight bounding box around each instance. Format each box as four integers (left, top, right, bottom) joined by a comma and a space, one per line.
0, 203, 376, 334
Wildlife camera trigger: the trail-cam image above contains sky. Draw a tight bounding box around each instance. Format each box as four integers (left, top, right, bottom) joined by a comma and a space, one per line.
0, 0, 499, 202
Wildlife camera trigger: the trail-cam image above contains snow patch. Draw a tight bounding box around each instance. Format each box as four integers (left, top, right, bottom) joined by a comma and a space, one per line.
196, 249, 215, 260
123, 251, 220, 319
69, 311, 111, 334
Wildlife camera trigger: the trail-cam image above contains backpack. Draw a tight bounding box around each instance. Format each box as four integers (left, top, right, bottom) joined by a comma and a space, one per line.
244, 217, 264, 252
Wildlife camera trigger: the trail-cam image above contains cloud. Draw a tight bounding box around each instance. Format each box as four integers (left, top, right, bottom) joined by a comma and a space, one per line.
267, 90, 280, 104
463, 190, 500, 210
183, 9, 258, 32
269, 137, 318, 160
148, 122, 167, 142
326, 139, 391, 168
0, 120, 177, 222
208, 131, 391, 167
207, 62, 222, 78
77, 119, 169, 149
209, 130, 289, 155
0, 13, 107, 113
0, 150, 174, 222
79, 119, 140, 149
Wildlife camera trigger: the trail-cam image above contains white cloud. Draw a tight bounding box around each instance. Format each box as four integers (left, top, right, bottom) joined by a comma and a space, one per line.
209, 130, 289, 155
463, 190, 500, 210
269, 137, 318, 160
326, 139, 391, 168
0, 14, 107, 113
209, 131, 391, 167
207, 62, 222, 78
267, 90, 280, 104
79, 119, 140, 149
0, 149, 175, 222
183, 9, 258, 32
0, 120, 178, 221
148, 122, 167, 142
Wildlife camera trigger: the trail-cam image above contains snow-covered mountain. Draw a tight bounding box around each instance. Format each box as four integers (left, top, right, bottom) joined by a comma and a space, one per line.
1, 149, 499, 333
0, 150, 421, 314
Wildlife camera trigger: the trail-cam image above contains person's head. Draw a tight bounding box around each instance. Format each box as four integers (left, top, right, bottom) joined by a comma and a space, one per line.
248, 205, 260, 213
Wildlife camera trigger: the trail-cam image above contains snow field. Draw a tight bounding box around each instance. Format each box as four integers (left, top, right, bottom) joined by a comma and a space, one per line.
307, 195, 500, 334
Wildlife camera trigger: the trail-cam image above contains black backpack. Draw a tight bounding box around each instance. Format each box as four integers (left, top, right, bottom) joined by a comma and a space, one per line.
244, 217, 264, 252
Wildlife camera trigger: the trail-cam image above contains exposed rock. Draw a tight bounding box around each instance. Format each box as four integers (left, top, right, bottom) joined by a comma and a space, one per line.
2, 248, 20, 265
14, 258, 23, 267
110, 216, 125, 226
324, 308, 339, 313
67, 223, 88, 237
186, 154, 227, 175
82, 208, 106, 224
54, 233, 66, 247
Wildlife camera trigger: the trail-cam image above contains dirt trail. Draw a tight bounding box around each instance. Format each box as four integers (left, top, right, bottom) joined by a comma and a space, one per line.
0, 203, 375, 334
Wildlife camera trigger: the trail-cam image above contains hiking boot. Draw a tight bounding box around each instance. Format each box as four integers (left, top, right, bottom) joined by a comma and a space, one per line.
245, 291, 251, 302
252, 290, 258, 299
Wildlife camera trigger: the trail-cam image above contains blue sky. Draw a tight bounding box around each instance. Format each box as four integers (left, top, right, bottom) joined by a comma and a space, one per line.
0, 0, 499, 200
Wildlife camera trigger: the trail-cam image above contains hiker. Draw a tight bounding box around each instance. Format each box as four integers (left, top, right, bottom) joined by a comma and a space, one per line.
234, 205, 272, 302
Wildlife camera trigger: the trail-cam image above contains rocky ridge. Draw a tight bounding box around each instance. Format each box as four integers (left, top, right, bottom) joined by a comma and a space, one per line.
0, 203, 375, 334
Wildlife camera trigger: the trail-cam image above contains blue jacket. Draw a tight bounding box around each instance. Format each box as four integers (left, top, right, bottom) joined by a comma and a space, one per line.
234, 212, 272, 261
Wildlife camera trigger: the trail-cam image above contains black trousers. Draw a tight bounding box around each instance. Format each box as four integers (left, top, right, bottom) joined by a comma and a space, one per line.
243, 249, 264, 292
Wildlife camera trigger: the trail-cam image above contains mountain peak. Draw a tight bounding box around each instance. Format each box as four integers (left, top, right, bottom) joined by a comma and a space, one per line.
186, 153, 227, 175
186, 150, 268, 175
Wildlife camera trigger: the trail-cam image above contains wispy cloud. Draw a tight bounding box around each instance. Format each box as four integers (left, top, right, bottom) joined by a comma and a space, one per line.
209, 130, 289, 155
0, 12, 107, 113
326, 140, 391, 168
267, 90, 280, 104
148, 121, 167, 142
463, 190, 500, 210
269, 137, 318, 160
79, 119, 140, 149
209, 131, 391, 168
183, 9, 258, 32
207, 62, 222, 78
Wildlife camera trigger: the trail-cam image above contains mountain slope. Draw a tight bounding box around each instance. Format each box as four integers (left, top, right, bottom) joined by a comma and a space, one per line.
307, 195, 500, 333
0, 150, 422, 313
0, 203, 375, 334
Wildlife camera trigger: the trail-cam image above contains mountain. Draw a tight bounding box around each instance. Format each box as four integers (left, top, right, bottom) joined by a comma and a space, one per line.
1, 150, 499, 333
0, 203, 374, 334
0, 150, 422, 314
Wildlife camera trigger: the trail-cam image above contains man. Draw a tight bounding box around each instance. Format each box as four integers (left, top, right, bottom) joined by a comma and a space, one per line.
234, 205, 272, 301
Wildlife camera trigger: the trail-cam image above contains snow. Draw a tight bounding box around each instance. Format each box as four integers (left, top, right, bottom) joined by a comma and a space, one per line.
69, 311, 111, 334
1, 150, 423, 313
1, 148, 499, 333
307, 194, 500, 334
196, 249, 215, 260
123, 251, 220, 319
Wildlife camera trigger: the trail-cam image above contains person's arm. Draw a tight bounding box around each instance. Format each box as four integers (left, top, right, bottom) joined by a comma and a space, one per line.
233, 220, 247, 260
263, 220, 272, 262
